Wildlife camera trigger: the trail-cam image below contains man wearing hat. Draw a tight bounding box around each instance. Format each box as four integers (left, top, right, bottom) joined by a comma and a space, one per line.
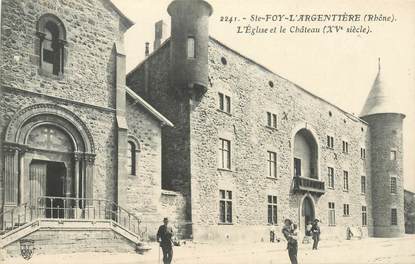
311, 219, 321, 250
282, 218, 298, 264
156, 217, 174, 264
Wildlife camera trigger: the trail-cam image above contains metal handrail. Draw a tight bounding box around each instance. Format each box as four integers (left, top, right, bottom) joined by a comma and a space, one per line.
1, 196, 144, 239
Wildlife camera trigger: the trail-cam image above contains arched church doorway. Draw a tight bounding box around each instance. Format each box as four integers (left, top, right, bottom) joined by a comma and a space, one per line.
302, 196, 315, 234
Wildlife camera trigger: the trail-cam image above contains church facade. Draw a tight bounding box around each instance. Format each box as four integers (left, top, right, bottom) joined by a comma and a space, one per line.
0, 0, 406, 257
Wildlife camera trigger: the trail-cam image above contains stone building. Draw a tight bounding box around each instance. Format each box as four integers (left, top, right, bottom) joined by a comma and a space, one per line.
0, 0, 178, 256
127, 0, 406, 242
0, 0, 406, 257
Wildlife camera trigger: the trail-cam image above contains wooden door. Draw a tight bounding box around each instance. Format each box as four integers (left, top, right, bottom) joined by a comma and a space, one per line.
29, 162, 47, 207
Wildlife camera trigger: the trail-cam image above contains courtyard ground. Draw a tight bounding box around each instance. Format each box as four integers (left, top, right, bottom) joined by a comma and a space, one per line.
3, 235, 415, 264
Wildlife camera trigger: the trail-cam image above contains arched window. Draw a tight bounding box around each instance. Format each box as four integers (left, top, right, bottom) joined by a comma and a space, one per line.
37, 14, 67, 76
127, 141, 137, 175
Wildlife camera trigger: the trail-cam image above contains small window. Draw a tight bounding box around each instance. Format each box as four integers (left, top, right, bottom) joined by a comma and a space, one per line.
390, 150, 397, 161
361, 147, 366, 159
219, 190, 232, 224
361, 176, 366, 194
343, 171, 349, 191
328, 202, 336, 226
390, 177, 397, 194
391, 208, 397, 225
127, 141, 137, 175
219, 138, 231, 170
342, 140, 349, 154
266, 112, 277, 128
362, 206, 367, 226
268, 81, 274, 88
218, 92, 231, 113
187, 37, 195, 58
267, 195, 278, 225
37, 14, 67, 76
267, 151, 277, 178
328, 167, 334, 189
327, 136, 334, 149
343, 204, 350, 216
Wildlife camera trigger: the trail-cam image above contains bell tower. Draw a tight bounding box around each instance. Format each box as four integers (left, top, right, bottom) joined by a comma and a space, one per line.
360, 59, 405, 237
167, 0, 213, 98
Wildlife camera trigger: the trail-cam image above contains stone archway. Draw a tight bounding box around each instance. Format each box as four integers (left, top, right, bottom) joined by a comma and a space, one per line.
2, 104, 95, 210
299, 194, 316, 232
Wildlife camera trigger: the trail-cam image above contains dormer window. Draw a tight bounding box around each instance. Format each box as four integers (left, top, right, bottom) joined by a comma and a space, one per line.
37, 14, 67, 76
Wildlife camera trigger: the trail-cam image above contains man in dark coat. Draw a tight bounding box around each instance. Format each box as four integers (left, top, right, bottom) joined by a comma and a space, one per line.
311, 219, 321, 250
282, 219, 298, 264
156, 217, 174, 264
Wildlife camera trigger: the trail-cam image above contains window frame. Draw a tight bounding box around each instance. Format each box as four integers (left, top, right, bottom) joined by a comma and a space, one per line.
219, 190, 233, 224
342, 140, 349, 154
187, 36, 196, 59
343, 170, 349, 191
362, 206, 367, 226
266, 112, 277, 129
328, 167, 334, 189
361, 176, 366, 194
343, 204, 350, 217
328, 202, 336, 226
391, 208, 398, 225
267, 195, 278, 225
267, 151, 277, 178
219, 138, 231, 170
218, 92, 231, 114
390, 176, 397, 194
327, 135, 334, 149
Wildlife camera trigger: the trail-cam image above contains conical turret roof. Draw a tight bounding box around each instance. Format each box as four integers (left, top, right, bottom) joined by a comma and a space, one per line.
360, 58, 402, 117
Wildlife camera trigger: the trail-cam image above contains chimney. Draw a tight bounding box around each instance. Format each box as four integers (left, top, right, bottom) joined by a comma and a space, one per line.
153, 20, 169, 50
145, 42, 150, 57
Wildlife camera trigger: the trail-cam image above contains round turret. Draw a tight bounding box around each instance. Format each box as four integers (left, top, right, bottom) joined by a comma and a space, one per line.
360, 59, 405, 237
167, 0, 213, 97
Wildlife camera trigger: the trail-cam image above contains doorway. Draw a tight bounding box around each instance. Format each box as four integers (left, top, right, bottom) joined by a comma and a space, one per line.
302, 196, 315, 235
29, 160, 67, 218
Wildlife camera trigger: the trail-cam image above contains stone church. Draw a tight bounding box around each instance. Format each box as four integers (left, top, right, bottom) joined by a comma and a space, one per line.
0, 0, 406, 257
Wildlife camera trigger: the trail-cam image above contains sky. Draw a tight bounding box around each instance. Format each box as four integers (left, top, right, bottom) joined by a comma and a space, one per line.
112, 0, 415, 192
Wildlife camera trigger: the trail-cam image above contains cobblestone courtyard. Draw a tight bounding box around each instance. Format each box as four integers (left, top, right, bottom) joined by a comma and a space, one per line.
4, 235, 415, 264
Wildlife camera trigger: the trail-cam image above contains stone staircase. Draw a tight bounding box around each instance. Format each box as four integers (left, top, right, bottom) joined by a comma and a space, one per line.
0, 196, 150, 257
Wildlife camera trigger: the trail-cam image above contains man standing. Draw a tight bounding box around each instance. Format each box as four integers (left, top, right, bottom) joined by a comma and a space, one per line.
156, 217, 174, 264
282, 219, 298, 264
311, 219, 321, 250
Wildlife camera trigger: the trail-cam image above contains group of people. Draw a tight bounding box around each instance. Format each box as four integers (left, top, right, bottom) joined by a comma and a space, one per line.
155, 217, 321, 264
282, 218, 321, 264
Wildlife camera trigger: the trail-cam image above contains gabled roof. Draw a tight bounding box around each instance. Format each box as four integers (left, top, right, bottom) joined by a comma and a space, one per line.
126, 86, 174, 127
360, 59, 404, 117
106, 0, 135, 29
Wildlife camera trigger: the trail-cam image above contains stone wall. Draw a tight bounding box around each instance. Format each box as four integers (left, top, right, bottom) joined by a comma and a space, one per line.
0, 0, 128, 109
188, 38, 373, 241
5, 229, 136, 257
127, 43, 193, 221
124, 96, 162, 233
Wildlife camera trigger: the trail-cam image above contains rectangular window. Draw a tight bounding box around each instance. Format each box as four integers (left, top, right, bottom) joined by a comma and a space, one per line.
361, 176, 366, 194
362, 206, 367, 226
219, 190, 232, 224
343, 171, 349, 191
328, 167, 334, 189
267, 195, 278, 225
328, 202, 336, 226
390, 150, 397, 160
342, 140, 349, 153
343, 204, 350, 216
391, 208, 397, 225
187, 37, 195, 58
294, 158, 301, 177
266, 112, 277, 128
361, 147, 366, 159
267, 151, 277, 178
390, 177, 397, 194
218, 93, 231, 113
219, 138, 231, 169
327, 135, 334, 149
